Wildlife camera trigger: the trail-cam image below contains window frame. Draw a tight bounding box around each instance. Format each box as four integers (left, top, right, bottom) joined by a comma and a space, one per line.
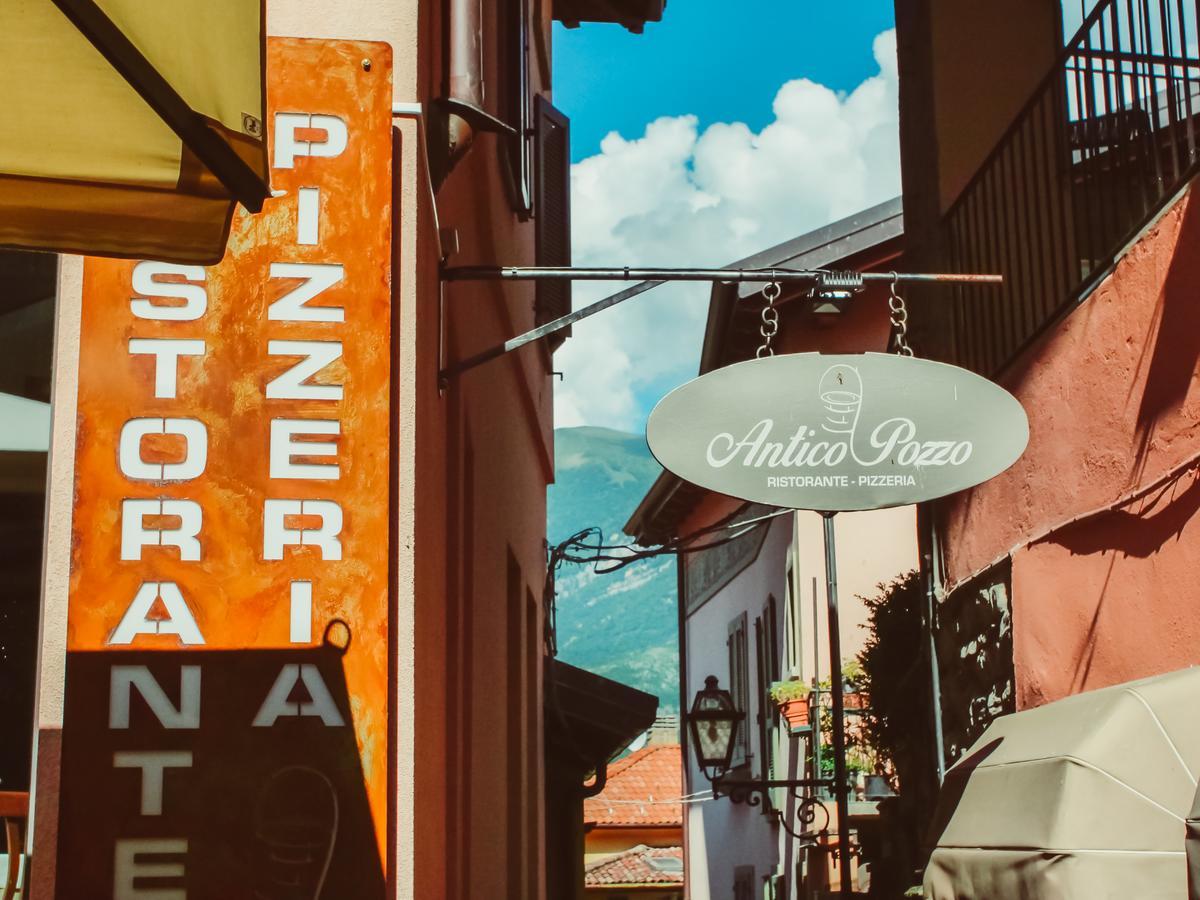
727, 611, 751, 769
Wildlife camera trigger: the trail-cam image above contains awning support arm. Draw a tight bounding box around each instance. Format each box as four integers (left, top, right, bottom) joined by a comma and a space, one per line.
438, 266, 1001, 382
50, 0, 271, 213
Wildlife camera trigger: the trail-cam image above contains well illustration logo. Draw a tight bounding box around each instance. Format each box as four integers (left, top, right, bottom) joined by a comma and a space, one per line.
705, 363, 973, 486
648, 352, 1028, 511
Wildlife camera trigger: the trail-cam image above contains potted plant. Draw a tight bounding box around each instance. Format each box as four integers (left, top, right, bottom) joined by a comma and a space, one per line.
769, 680, 812, 730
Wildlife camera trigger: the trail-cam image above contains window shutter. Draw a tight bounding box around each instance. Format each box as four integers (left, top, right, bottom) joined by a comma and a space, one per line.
534, 95, 572, 350
784, 562, 804, 678
499, 0, 533, 216
755, 614, 775, 815
727, 612, 750, 768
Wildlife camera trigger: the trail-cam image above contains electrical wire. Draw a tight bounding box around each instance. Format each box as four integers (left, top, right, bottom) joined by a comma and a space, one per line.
541, 505, 791, 793
543, 506, 790, 658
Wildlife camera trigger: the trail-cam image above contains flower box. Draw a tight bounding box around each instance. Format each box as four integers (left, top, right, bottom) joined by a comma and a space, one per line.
778, 697, 811, 729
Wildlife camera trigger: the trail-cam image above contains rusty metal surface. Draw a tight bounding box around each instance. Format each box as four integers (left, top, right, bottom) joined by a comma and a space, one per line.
60, 37, 393, 884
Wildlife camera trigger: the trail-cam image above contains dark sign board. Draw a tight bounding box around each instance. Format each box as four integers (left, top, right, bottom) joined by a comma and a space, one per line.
56, 644, 385, 899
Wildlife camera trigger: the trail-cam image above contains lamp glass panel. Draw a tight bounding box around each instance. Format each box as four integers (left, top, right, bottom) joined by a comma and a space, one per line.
694, 717, 733, 766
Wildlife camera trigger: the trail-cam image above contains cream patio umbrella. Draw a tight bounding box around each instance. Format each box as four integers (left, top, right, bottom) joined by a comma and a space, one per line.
0, 0, 269, 264
1189, 788, 1200, 898
925, 666, 1200, 900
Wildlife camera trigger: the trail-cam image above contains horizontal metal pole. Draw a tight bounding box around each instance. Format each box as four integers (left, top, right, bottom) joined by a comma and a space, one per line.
438, 266, 1005, 382
443, 265, 1003, 284
715, 777, 834, 790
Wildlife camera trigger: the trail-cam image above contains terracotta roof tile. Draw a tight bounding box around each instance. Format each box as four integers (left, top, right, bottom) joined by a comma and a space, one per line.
584, 744, 682, 827
585, 845, 684, 886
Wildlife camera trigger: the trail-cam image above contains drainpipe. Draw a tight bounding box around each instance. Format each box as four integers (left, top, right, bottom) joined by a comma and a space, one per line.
677, 551, 688, 768
447, 0, 482, 164
925, 518, 947, 785
676, 552, 691, 900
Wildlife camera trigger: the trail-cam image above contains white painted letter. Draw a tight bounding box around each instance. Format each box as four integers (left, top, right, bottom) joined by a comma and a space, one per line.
114, 838, 186, 900
109, 583, 205, 646
121, 499, 202, 561
119, 418, 208, 482
113, 751, 193, 815
263, 499, 302, 559
273, 113, 348, 168
130, 261, 207, 321
253, 664, 345, 726
266, 341, 343, 400
110, 666, 201, 729
290, 581, 313, 643
128, 339, 205, 398
263, 499, 342, 560
269, 263, 344, 323
299, 500, 342, 559
270, 419, 340, 479
297, 187, 320, 244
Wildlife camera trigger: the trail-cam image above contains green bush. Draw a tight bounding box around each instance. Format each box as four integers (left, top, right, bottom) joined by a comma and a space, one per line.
856, 568, 941, 889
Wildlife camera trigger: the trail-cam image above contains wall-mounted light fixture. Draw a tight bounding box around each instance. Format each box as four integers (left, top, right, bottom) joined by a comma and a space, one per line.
687, 675, 833, 848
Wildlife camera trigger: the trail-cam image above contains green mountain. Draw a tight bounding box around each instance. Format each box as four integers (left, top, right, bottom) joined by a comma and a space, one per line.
547, 427, 679, 713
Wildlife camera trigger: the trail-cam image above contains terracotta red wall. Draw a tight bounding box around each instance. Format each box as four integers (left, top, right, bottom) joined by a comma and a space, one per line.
936, 188, 1200, 708
411, 4, 555, 899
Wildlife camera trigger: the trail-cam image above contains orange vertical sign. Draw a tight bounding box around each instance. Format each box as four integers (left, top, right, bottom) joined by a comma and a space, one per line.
57, 39, 392, 896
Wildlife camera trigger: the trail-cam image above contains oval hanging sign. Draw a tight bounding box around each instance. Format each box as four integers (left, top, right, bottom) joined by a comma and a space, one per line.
646, 352, 1029, 511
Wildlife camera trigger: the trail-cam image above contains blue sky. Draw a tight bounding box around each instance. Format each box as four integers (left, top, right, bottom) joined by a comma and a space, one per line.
554, 2, 897, 162
550, 6, 902, 432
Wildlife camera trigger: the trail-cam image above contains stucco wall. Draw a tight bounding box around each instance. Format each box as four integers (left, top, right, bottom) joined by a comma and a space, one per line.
680, 505, 916, 899
936, 187, 1200, 709
32, 4, 556, 900
683, 513, 791, 900
895, 0, 1060, 247
407, 4, 555, 899
585, 826, 682, 861
790, 506, 918, 688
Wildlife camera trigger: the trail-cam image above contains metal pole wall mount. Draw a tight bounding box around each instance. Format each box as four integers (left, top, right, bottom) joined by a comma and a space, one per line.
437, 265, 1002, 382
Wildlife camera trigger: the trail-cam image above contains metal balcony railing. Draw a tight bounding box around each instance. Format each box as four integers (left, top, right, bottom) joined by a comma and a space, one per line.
942, 0, 1200, 374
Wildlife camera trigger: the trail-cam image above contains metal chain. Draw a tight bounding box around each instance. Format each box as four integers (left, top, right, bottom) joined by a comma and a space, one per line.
888, 272, 914, 357
757, 277, 781, 358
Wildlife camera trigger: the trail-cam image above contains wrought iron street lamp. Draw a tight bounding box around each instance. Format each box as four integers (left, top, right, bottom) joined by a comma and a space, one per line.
686, 675, 743, 776
686, 676, 834, 848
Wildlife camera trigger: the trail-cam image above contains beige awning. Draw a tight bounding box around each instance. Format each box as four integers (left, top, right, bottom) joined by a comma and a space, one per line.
0, 0, 269, 264
925, 666, 1200, 900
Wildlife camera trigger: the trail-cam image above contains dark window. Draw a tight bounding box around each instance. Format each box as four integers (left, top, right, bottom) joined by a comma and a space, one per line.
0, 249, 55, 793
759, 596, 782, 809
499, 0, 533, 216
727, 612, 750, 768
784, 561, 804, 677
733, 865, 755, 900
506, 549, 529, 899
534, 96, 572, 348
524, 585, 538, 894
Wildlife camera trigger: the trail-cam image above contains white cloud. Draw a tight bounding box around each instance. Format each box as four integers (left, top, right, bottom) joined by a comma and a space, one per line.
555, 29, 901, 432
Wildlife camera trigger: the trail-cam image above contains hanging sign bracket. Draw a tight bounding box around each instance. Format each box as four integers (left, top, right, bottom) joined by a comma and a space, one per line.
437, 265, 1001, 382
